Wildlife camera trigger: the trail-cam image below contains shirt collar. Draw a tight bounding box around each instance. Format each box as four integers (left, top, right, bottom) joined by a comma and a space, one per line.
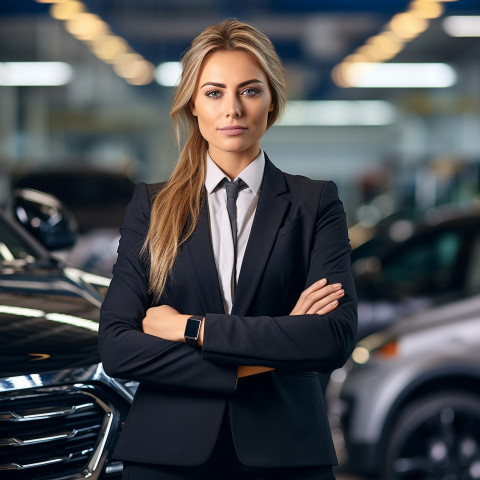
205, 150, 265, 195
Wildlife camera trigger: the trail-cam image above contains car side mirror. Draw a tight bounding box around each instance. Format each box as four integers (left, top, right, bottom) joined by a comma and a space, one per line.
10, 188, 79, 251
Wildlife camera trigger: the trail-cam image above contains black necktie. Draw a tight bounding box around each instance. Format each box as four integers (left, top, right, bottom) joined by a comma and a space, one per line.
224, 178, 247, 292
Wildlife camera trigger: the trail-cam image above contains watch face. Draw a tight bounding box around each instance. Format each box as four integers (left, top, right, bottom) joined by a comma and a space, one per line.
185, 318, 201, 340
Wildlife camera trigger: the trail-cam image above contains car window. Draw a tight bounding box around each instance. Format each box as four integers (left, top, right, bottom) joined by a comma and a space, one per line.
0, 218, 38, 261
382, 230, 463, 297
14, 173, 135, 208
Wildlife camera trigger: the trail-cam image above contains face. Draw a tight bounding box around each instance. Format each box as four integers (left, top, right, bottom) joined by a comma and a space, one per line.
190, 49, 274, 166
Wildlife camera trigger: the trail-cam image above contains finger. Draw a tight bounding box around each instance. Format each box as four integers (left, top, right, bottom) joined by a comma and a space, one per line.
291, 282, 338, 315
290, 279, 327, 314
316, 299, 339, 315
290, 280, 342, 315
306, 289, 344, 314
306, 283, 342, 304
301, 284, 342, 314
298, 278, 328, 301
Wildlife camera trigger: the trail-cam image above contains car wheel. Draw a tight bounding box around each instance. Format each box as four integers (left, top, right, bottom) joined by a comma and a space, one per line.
383, 392, 480, 480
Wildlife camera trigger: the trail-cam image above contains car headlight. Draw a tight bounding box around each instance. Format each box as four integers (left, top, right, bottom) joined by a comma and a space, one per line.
352, 340, 400, 365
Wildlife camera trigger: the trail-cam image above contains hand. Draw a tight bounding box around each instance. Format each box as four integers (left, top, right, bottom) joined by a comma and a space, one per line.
142, 305, 191, 343
290, 278, 343, 316
238, 279, 343, 378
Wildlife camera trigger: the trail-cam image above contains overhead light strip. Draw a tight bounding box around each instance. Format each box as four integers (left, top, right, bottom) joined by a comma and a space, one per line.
277, 100, 397, 126
342, 63, 456, 88
155, 62, 182, 87
35, 0, 155, 86
333, 0, 459, 88
0, 62, 73, 86
443, 15, 480, 37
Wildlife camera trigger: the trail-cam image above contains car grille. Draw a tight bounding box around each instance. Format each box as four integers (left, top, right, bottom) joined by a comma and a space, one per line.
0, 384, 116, 480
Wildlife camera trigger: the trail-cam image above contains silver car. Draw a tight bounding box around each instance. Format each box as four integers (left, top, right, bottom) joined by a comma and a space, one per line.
330, 294, 480, 480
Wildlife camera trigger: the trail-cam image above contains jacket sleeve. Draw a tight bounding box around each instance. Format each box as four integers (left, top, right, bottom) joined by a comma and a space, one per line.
98, 182, 238, 395
201, 180, 357, 373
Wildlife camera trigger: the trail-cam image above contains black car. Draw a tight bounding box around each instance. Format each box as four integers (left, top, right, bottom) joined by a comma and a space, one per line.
352, 206, 480, 339
0, 208, 134, 480
10, 168, 137, 276
11, 168, 136, 232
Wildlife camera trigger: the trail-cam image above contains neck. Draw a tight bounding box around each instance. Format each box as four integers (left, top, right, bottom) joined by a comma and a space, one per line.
209, 147, 260, 180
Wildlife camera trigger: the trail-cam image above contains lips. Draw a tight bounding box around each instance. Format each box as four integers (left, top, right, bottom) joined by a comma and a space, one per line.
219, 126, 247, 136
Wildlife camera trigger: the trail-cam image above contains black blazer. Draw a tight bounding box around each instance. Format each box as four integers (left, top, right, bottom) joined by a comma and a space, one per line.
99, 154, 357, 468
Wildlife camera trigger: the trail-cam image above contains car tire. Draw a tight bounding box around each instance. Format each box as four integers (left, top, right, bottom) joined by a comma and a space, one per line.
383, 391, 480, 480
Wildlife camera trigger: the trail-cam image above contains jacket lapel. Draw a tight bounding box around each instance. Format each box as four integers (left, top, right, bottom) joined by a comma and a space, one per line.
233, 156, 289, 315
185, 196, 225, 314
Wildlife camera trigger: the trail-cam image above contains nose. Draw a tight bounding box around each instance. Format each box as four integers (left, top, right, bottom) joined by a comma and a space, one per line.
226, 95, 241, 119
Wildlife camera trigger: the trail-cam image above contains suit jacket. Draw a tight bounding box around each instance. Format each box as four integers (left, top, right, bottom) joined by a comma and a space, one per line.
98, 154, 357, 468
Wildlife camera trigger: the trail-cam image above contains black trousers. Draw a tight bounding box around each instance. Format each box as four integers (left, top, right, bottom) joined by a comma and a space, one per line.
122, 412, 335, 480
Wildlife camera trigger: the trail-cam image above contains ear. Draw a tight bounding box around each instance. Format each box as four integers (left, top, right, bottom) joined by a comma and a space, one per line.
189, 100, 197, 116
268, 102, 274, 112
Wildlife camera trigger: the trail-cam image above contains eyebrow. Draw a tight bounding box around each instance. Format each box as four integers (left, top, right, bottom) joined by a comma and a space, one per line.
199, 79, 264, 89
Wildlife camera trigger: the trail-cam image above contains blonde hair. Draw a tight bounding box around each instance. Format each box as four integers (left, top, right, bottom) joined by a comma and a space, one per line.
143, 19, 287, 300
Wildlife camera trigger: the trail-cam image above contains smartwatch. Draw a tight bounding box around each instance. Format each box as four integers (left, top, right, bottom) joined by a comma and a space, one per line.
184, 315, 203, 345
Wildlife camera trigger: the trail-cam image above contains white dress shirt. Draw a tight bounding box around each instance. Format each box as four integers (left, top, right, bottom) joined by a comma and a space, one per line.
205, 151, 265, 314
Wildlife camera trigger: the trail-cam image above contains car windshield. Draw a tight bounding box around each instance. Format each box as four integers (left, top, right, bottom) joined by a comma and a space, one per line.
0, 217, 38, 261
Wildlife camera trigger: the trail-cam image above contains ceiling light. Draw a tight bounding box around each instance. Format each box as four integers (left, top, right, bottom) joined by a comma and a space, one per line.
277, 100, 396, 126
0, 62, 73, 86
90, 35, 128, 63
155, 62, 182, 87
343, 63, 456, 88
65, 13, 108, 41
126, 64, 156, 86
114, 54, 155, 85
45, 0, 154, 85
343, 53, 370, 64
409, 0, 444, 19
443, 16, 480, 37
362, 32, 404, 62
123, 60, 155, 86
50, 1, 84, 21
390, 11, 429, 39
331, 63, 352, 88
369, 32, 404, 56
114, 53, 143, 77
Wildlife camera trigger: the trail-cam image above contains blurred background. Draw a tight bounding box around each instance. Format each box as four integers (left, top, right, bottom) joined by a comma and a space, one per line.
2, 1, 480, 222
2, 0, 480, 284
2, 2, 480, 479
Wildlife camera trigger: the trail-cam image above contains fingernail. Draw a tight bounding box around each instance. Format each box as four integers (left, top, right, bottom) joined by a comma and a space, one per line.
319, 278, 327, 285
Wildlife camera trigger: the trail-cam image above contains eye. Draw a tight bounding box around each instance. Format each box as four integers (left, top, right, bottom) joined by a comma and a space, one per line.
241, 87, 260, 97
205, 89, 222, 99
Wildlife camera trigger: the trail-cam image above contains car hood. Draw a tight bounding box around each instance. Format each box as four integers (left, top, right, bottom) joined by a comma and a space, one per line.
358, 292, 480, 353
0, 261, 107, 378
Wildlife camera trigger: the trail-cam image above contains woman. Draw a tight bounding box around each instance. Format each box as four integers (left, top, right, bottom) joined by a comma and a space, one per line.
99, 18, 357, 480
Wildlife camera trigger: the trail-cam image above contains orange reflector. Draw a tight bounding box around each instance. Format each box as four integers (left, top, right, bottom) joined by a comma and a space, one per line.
378, 341, 399, 358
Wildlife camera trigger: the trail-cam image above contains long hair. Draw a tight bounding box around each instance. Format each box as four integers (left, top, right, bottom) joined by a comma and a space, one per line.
143, 19, 287, 300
